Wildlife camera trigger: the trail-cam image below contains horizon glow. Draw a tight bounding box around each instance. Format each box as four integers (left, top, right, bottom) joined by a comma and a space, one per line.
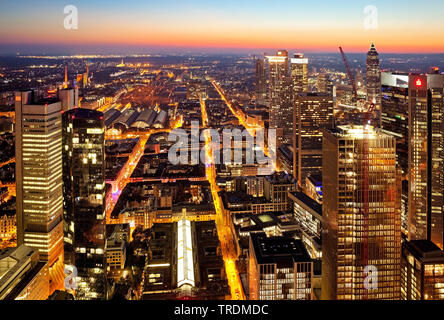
1, 0, 444, 54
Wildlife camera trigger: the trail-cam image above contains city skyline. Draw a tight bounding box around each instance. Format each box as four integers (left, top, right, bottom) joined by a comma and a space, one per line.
1, 0, 444, 55
2, 1, 444, 304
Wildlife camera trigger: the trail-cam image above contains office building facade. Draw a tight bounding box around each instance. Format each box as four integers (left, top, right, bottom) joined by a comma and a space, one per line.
290, 53, 308, 95
401, 240, 444, 300
266, 50, 293, 145
249, 233, 313, 300
62, 108, 107, 299
15, 91, 64, 293
255, 57, 267, 105
322, 126, 401, 300
408, 74, 444, 250
293, 93, 334, 186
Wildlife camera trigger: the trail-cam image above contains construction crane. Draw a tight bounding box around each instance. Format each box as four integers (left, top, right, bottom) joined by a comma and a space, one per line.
339, 46, 358, 100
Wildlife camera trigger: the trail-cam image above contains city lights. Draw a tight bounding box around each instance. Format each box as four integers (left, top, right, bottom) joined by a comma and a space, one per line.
0, 1, 444, 311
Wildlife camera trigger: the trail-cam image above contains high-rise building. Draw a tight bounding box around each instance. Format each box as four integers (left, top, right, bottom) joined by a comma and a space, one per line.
428, 75, 444, 250
62, 108, 107, 300
15, 91, 65, 293
381, 72, 410, 235
408, 74, 444, 249
317, 73, 333, 95
249, 233, 313, 300
266, 50, 293, 145
58, 87, 79, 111
255, 57, 267, 105
293, 93, 334, 186
321, 125, 401, 300
290, 53, 308, 94
366, 43, 381, 113
381, 72, 409, 175
401, 240, 444, 300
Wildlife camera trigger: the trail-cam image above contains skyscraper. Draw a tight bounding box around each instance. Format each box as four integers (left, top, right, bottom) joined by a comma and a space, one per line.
381, 72, 409, 175
62, 108, 107, 300
58, 87, 79, 111
428, 74, 444, 250
290, 53, 308, 94
317, 73, 333, 95
266, 50, 293, 145
321, 125, 401, 300
408, 74, 444, 249
15, 91, 65, 293
293, 93, 334, 186
381, 72, 409, 234
366, 43, 381, 120
255, 57, 267, 105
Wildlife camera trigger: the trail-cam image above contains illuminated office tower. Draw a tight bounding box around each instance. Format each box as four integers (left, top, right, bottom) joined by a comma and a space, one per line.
366, 43, 381, 113
408, 75, 428, 242
249, 233, 313, 300
381, 72, 409, 234
290, 53, 308, 94
15, 91, 64, 293
321, 125, 401, 300
401, 240, 444, 300
381, 72, 409, 175
408, 74, 444, 249
266, 50, 293, 145
293, 93, 334, 186
317, 73, 333, 95
62, 108, 107, 300
428, 75, 444, 249
255, 57, 267, 105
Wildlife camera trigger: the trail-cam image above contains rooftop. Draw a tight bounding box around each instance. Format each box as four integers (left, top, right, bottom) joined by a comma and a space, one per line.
64, 107, 104, 120
250, 233, 311, 267
329, 125, 392, 140
33, 97, 60, 106
289, 191, 322, 216
265, 171, 295, 185
404, 240, 444, 263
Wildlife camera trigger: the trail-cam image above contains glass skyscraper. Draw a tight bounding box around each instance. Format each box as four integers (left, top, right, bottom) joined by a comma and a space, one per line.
62, 108, 107, 300
322, 125, 401, 300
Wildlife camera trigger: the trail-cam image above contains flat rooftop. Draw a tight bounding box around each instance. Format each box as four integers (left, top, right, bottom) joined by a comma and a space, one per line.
251, 233, 311, 267
289, 191, 322, 216
404, 240, 444, 262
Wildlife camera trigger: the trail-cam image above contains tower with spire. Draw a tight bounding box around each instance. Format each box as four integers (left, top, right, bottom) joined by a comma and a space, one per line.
366, 43, 381, 116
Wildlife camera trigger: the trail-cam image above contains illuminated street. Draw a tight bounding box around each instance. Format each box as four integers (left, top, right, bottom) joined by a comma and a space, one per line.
1, 1, 442, 304
106, 134, 150, 223
105, 116, 183, 223
211, 79, 279, 171
200, 95, 246, 300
